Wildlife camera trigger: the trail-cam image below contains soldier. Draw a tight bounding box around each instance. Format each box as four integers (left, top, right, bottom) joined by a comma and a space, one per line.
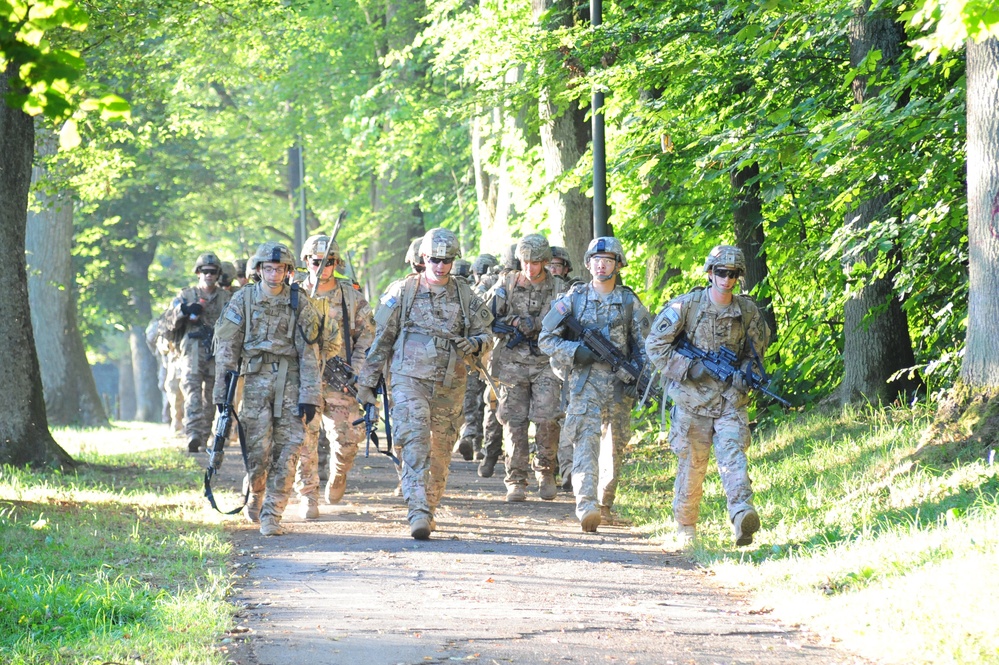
213, 242, 323, 536
406, 238, 425, 273
164, 252, 231, 452
548, 246, 581, 287
294, 235, 376, 517
455, 254, 502, 462
219, 261, 238, 292
234, 259, 249, 289
539, 237, 651, 533
356, 228, 493, 540
485, 234, 566, 501
644, 245, 771, 547
453, 258, 473, 283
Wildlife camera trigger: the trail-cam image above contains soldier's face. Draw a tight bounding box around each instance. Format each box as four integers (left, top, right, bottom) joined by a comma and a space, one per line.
199, 268, 219, 288
548, 260, 567, 277
523, 259, 547, 281
709, 266, 740, 294
588, 254, 618, 281
259, 262, 288, 290
308, 255, 336, 281
424, 255, 453, 284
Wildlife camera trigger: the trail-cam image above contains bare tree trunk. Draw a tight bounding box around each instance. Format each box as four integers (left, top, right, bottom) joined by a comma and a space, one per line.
117, 350, 136, 421
839, 2, 922, 404
962, 37, 999, 386
731, 162, 778, 343
125, 248, 161, 422
0, 66, 74, 469
533, 0, 593, 280
26, 126, 108, 427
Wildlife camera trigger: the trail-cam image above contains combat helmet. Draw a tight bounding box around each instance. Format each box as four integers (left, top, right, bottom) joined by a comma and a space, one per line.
235, 258, 248, 279
703, 245, 746, 274
516, 234, 552, 263
419, 228, 461, 260
219, 261, 237, 287
471, 253, 498, 276
301, 234, 340, 262
248, 241, 296, 272
584, 236, 627, 267
501, 243, 521, 271
453, 259, 472, 278
193, 252, 222, 274
550, 246, 572, 271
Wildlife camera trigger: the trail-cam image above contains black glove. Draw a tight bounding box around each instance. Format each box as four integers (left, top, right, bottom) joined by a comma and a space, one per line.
356, 385, 377, 407
688, 360, 707, 381
574, 345, 597, 366
181, 302, 204, 317
299, 404, 317, 423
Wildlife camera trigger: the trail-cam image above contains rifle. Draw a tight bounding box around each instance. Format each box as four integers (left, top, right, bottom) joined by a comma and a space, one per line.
187, 323, 214, 355
491, 319, 539, 354
203, 370, 250, 514
325, 355, 399, 465
561, 315, 662, 410
673, 334, 790, 407
310, 209, 348, 298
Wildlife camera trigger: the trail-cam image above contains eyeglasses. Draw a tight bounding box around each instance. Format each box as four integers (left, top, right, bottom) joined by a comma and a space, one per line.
260, 265, 288, 275
713, 268, 742, 279
427, 257, 453, 265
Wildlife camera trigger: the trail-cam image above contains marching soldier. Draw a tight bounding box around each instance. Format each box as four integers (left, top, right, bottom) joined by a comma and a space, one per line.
539, 237, 651, 532
356, 228, 493, 539
645, 245, 771, 547
164, 252, 231, 452
213, 242, 323, 536
484, 234, 566, 501
294, 235, 375, 517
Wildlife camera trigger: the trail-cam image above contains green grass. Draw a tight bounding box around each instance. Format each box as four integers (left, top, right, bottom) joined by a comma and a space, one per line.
0, 423, 234, 665
619, 404, 999, 664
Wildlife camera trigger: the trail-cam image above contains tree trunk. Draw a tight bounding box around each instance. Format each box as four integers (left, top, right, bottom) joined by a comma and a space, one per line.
731, 162, 778, 343
961, 37, 999, 386
533, 0, 593, 280
125, 248, 161, 422
117, 350, 136, 421
26, 126, 108, 427
839, 2, 922, 404
0, 66, 74, 469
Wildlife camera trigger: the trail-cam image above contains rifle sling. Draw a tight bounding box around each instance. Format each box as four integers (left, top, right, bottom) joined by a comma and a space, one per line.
203, 411, 251, 515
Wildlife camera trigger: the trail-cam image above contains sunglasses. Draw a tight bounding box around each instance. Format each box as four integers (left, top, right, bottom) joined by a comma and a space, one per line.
311, 259, 335, 267
427, 257, 453, 265
200, 269, 219, 275
713, 268, 742, 279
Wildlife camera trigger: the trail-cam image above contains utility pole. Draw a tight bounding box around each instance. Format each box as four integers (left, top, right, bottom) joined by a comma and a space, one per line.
288, 144, 308, 262
591, 0, 609, 238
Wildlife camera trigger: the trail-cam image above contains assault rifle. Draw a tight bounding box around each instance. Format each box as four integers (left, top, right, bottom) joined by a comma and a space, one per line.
673, 335, 790, 407
491, 319, 539, 354
561, 315, 661, 410
204, 370, 250, 514
324, 355, 399, 465
188, 323, 214, 355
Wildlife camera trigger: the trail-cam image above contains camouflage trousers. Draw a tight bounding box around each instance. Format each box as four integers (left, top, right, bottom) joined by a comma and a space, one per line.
668, 404, 753, 527
495, 362, 561, 489
390, 374, 464, 523
561, 369, 633, 520
179, 353, 216, 447
165, 357, 184, 433
295, 388, 364, 500
240, 365, 306, 526
459, 373, 503, 459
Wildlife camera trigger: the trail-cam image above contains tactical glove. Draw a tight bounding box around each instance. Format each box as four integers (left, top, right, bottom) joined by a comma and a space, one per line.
181, 302, 204, 317
454, 337, 479, 357
299, 404, 317, 424
688, 360, 707, 381
574, 345, 597, 366
356, 385, 378, 408
731, 360, 752, 393
516, 315, 536, 335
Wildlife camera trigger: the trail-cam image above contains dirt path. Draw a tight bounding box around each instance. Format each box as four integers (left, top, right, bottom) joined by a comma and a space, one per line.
216, 451, 860, 665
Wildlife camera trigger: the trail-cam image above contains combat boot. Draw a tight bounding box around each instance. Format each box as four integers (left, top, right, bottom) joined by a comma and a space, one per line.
477, 456, 497, 478
410, 516, 431, 540
243, 493, 263, 524
300, 495, 320, 519
733, 508, 760, 547
324, 474, 347, 504
505, 485, 526, 502
456, 438, 474, 461
429, 516, 438, 532
677, 524, 696, 547
600, 506, 632, 526
580, 509, 601, 533
187, 439, 200, 453
260, 516, 284, 536
538, 475, 557, 501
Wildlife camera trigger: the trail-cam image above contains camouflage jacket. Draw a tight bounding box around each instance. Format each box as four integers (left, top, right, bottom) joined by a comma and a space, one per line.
303, 278, 375, 374
359, 273, 493, 390
645, 287, 771, 416
212, 282, 322, 407
163, 285, 230, 358
485, 271, 566, 378
538, 282, 651, 400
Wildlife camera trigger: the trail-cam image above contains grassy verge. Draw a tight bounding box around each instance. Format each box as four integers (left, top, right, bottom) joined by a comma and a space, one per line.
0, 423, 235, 665
618, 404, 999, 664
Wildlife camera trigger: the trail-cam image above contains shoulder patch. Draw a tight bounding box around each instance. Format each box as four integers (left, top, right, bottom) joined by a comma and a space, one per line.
380, 294, 398, 308
224, 307, 243, 325
554, 299, 570, 315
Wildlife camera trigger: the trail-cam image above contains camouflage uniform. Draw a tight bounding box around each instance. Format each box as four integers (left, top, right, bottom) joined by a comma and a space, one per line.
163, 253, 231, 451
539, 238, 651, 531
213, 243, 323, 535
294, 258, 375, 509
357, 228, 493, 538
485, 235, 566, 500
645, 245, 771, 544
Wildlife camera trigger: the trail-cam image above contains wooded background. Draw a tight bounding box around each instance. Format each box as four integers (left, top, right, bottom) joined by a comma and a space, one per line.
2, 0, 997, 466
